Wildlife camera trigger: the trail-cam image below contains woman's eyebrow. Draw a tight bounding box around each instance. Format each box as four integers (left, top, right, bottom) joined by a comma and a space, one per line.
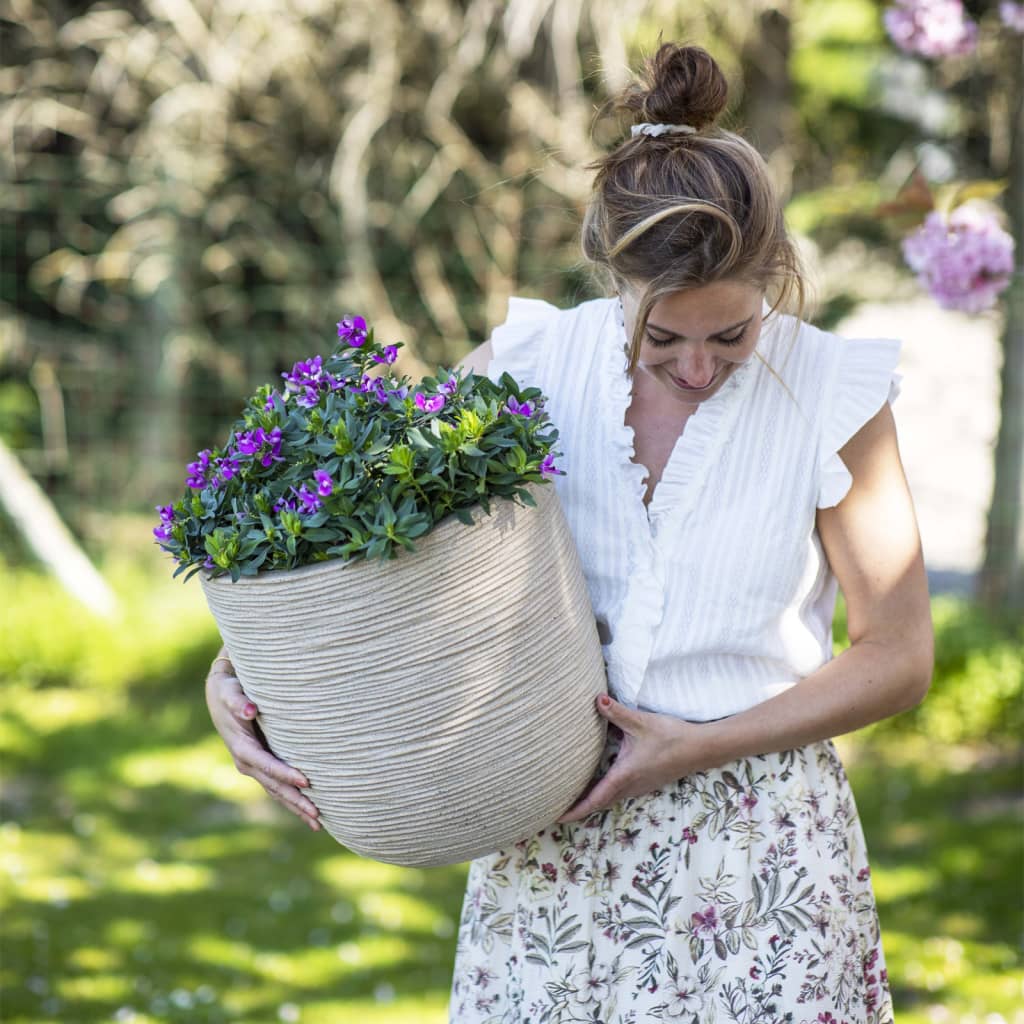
646, 315, 753, 339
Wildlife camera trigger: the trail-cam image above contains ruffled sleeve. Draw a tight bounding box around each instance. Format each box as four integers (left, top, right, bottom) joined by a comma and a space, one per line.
817, 336, 903, 509
486, 296, 561, 386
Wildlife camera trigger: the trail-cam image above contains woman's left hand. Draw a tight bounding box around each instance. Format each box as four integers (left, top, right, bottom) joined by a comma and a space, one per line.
555, 695, 706, 823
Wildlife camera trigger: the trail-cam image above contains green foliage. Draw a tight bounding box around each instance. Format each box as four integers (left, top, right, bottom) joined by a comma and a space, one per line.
0, 559, 463, 1022
0, 379, 41, 449
833, 594, 1024, 745
0, 565, 1020, 1021
157, 321, 560, 581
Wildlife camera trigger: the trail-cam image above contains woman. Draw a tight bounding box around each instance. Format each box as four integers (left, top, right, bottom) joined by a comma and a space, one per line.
206, 43, 932, 1021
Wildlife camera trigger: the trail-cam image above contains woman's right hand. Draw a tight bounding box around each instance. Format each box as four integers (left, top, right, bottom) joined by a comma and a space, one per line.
204, 651, 322, 831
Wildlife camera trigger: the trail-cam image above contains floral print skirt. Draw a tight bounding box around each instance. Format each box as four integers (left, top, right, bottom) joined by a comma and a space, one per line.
448, 726, 893, 1023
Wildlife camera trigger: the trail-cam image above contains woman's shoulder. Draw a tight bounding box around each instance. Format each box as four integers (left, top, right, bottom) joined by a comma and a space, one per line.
757, 307, 902, 404
486, 293, 615, 384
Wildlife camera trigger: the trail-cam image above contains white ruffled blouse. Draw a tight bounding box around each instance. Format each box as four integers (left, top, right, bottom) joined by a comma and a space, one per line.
486, 294, 902, 721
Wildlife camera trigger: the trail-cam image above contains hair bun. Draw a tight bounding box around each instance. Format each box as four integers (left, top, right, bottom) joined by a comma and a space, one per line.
619, 43, 728, 132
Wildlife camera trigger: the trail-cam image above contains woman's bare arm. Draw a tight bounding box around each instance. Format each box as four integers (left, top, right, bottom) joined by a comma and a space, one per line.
557, 402, 934, 822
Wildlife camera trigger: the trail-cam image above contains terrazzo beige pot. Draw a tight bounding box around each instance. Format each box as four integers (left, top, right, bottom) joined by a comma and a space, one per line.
200, 483, 608, 867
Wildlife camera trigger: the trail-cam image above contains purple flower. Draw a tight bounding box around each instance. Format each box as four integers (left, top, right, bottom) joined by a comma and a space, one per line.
506, 396, 534, 417
153, 504, 175, 543
902, 203, 1015, 313
282, 354, 342, 408
372, 345, 399, 365
390, 386, 409, 400
539, 453, 559, 477
415, 393, 445, 413
273, 495, 298, 513
337, 314, 368, 347
883, 0, 977, 58
186, 449, 213, 489
260, 427, 284, 467
235, 429, 263, 456
216, 455, 241, 484
294, 484, 322, 514
439, 375, 459, 396
691, 906, 718, 935
313, 470, 333, 497
1000, 2, 1024, 32
263, 391, 280, 411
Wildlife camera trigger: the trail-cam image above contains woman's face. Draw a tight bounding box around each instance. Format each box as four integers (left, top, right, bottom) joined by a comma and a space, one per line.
620, 279, 765, 407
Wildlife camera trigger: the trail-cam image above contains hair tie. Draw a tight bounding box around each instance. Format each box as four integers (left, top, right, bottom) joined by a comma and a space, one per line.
630, 122, 697, 138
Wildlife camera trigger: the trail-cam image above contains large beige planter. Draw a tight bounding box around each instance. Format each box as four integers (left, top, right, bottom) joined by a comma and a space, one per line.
201, 483, 608, 867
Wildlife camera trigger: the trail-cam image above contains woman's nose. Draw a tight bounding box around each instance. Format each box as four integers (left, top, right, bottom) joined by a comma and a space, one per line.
674, 344, 715, 387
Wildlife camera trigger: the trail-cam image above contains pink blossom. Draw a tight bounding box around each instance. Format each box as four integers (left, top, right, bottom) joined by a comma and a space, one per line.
1000, 3, 1024, 32
883, 0, 978, 58
415, 393, 445, 413
691, 905, 718, 935
901, 202, 1015, 313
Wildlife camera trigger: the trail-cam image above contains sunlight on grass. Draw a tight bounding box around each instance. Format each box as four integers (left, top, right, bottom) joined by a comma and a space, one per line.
294, 995, 450, 1024
115, 738, 256, 803
315, 854, 408, 892
868, 862, 935, 902
2, 554, 1019, 1023
111, 858, 216, 895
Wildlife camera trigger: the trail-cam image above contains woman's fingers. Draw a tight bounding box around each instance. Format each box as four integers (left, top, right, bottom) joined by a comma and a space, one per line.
236, 736, 311, 793
234, 741, 321, 823
206, 654, 318, 827
209, 665, 258, 722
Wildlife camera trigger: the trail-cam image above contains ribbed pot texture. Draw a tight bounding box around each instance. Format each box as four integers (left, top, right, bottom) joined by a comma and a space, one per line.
200, 483, 608, 867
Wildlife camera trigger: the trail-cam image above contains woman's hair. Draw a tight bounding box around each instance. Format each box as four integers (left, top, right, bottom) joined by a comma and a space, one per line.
581, 42, 814, 373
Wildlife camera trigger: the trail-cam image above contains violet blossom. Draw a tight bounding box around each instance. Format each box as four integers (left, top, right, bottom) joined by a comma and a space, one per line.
282, 355, 344, 409
539, 454, 559, 477
215, 455, 241, 485
337, 314, 368, 347
415, 393, 445, 413
293, 485, 322, 514
883, 0, 977, 58
273, 495, 298, 513
901, 203, 1015, 313
439, 375, 459, 396
372, 345, 399, 365
313, 470, 334, 497
186, 449, 213, 489
506, 396, 534, 417
230, 426, 285, 468
152, 504, 175, 542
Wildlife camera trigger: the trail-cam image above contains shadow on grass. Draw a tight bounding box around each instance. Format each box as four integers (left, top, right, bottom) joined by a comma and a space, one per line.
4, 592, 1021, 1022
846, 739, 1023, 1015
1, 632, 472, 1023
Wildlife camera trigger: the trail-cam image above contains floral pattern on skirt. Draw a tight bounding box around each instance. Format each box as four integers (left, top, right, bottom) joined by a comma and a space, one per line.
448, 727, 893, 1023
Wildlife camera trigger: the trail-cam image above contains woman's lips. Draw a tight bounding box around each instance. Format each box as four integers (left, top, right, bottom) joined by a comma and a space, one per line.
669, 369, 719, 391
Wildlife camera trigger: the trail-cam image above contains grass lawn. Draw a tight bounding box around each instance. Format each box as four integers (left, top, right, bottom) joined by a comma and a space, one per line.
1, 550, 1021, 1023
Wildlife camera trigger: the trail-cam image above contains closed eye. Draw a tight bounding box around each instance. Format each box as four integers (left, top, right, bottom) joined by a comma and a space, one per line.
645, 330, 746, 347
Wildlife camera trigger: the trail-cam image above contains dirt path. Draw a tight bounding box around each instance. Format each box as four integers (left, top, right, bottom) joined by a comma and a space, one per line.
834, 297, 1002, 594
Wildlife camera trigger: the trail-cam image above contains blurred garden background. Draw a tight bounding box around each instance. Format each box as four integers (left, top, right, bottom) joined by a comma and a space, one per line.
1, 0, 1022, 1021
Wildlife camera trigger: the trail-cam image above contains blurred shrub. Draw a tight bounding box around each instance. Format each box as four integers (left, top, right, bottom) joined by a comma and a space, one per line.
834, 594, 1023, 745
1, 554, 1018, 751
0, 557, 218, 691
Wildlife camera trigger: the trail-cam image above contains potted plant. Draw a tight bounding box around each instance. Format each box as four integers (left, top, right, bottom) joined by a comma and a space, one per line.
155, 316, 608, 866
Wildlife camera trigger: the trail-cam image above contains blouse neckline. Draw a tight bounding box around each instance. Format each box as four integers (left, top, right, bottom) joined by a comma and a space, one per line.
604, 297, 767, 533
